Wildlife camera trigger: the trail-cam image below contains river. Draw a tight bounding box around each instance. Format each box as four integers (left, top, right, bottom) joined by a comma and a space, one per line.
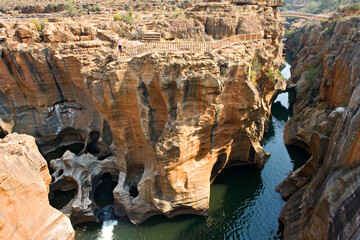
74, 62, 310, 240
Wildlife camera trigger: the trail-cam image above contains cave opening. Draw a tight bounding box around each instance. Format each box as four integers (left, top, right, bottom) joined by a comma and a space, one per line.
49, 189, 78, 210
0, 127, 8, 139
37, 127, 87, 162
93, 173, 118, 208
129, 184, 139, 198
49, 168, 79, 211
210, 153, 228, 182
85, 141, 112, 160
84, 130, 113, 160
125, 164, 144, 198
44, 142, 85, 162
286, 145, 311, 170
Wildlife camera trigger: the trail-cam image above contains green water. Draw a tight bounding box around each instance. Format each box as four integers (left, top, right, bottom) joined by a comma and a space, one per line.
75, 63, 309, 240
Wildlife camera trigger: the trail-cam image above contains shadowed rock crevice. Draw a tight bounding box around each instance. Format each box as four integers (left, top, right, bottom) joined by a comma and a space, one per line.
44, 142, 85, 162
92, 173, 118, 208
49, 189, 78, 210
138, 80, 158, 144
84, 129, 113, 160
38, 127, 86, 157
125, 164, 144, 198
285, 139, 311, 154
210, 153, 228, 182
0, 126, 8, 138
48, 150, 120, 224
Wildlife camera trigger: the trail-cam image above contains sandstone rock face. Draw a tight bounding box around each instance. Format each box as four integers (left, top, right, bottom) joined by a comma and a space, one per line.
277, 15, 360, 239
0, 2, 284, 225
0, 133, 74, 240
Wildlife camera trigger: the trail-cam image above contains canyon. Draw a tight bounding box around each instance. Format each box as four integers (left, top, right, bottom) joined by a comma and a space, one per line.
1, 0, 359, 239
0, 0, 285, 233
277, 10, 360, 239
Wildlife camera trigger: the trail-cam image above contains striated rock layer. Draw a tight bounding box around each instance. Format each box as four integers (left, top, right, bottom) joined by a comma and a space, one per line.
0, 133, 74, 240
0, 2, 284, 225
277, 14, 360, 239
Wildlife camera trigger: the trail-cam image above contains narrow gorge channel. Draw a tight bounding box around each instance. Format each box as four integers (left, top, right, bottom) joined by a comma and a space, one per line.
74, 63, 309, 240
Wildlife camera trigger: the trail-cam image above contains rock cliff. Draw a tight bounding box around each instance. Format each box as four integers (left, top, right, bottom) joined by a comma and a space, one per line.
0, 133, 74, 240
0, 2, 284, 225
277, 14, 360, 239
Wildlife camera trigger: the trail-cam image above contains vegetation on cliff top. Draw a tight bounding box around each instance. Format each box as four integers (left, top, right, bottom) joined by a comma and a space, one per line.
282, 0, 359, 13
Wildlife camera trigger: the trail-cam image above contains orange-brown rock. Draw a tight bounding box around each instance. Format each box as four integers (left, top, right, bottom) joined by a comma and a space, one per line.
0, 2, 284, 225
0, 133, 74, 240
277, 15, 360, 239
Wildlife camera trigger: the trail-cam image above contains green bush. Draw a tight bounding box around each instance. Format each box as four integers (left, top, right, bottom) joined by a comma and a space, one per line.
170, 10, 184, 18
113, 13, 133, 25
285, 28, 296, 39
89, 6, 100, 12
304, 2, 320, 13
65, 1, 76, 16
342, 3, 360, 12
321, 26, 334, 35
31, 19, 44, 32
265, 69, 285, 84
49, 4, 59, 10
304, 66, 319, 86
249, 56, 262, 83
113, 7, 134, 25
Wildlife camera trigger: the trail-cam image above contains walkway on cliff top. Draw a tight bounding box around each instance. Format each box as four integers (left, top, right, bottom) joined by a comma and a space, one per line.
280, 11, 331, 21
123, 33, 263, 58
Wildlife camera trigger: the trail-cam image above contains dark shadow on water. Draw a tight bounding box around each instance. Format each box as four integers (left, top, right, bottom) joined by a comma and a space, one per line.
286, 145, 311, 170
287, 88, 296, 117
272, 102, 289, 122
131, 165, 262, 231
262, 117, 275, 144
178, 165, 262, 240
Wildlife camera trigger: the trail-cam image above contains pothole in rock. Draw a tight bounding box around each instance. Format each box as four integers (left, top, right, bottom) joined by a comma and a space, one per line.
85, 141, 112, 161
125, 164, 144, 198
49, 189, 78, 210
0, 127, 8, 139
85, 130, 113, 161
49, 167, 79, 211
93, 173, 118, 208
44, 143, 85, 162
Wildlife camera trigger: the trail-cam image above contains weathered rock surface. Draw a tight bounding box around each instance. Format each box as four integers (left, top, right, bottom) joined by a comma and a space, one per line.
277, 15, 360, 239
50, 151, 121, 224
0, 133, 74, 240
0, 2, 284, 225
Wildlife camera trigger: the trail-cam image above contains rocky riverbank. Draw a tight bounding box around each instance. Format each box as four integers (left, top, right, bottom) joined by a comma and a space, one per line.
277, 12, 360, 239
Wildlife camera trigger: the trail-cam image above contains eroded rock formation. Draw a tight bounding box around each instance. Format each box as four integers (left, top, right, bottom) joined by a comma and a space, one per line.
0, 133, 74, 240
277, 14, 360, 239
0, 2, 284, 225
